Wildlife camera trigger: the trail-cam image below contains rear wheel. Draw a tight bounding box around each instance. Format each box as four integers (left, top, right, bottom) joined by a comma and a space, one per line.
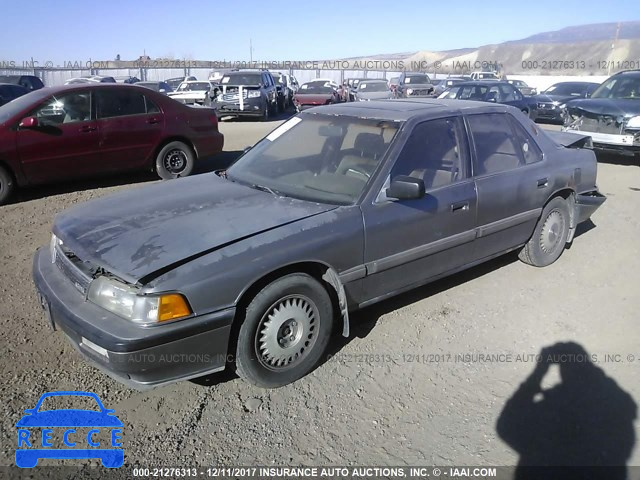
519, 196, 570, 267
155, 141, 195, 179
0, 164, 15, 205
235, 273, 334, 388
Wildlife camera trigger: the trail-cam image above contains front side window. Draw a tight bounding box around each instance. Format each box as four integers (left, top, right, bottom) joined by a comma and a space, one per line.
391, 117, 466, 190
96, 90, 146, 119
467, 113, 523, 176
33, 92, 91, 125
226, 113, 400, 205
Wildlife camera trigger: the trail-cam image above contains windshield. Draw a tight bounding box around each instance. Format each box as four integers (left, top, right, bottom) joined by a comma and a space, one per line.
0, 89, 48, 124
221, 74, 262, 86
226, 113, 400, 205
442, 85, 488, 100
177, 82, 210, 91
137, 82, 159, 91
299, 83, 333, 94
591, 76, 640, 99
358, 82, 389, 92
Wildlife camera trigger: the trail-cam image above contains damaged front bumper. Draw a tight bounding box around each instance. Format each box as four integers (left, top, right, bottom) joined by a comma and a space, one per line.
32, 247, 234, 390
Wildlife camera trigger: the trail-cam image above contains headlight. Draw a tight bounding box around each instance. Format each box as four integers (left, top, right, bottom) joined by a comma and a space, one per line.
247, 90, 261, 98
626, 116, 640, 129
87, 276, 192, 326
49, 234, 62, 263
407, 88, 414, 95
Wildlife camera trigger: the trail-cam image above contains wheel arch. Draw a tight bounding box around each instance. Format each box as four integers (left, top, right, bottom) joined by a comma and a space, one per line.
547, 187, 577, 242
228, 261, 349, 359
0, 159, 19, 185
151, 136, 198, 171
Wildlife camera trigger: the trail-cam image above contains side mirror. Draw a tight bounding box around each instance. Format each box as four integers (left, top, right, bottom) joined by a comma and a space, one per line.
386, 176, 425, 200
19, 116, 38, 129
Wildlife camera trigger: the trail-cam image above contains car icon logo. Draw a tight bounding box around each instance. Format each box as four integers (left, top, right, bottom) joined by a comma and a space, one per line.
15, 391, 123, 468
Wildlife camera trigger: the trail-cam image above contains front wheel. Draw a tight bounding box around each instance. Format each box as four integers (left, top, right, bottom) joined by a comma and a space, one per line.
235, 273, 334, 388
155, 141, 195, 179
519, 196, 570, 267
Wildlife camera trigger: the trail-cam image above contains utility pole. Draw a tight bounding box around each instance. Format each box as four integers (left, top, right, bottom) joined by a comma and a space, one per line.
250, 39, 254, 64
609, 22, 621, 76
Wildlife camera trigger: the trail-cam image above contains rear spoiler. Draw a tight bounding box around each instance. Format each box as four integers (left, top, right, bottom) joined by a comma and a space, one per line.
546, 130, 593, 149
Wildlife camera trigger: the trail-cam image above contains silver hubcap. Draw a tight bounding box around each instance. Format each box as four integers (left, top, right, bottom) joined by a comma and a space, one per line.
164, 149, 187, 174
256, 295, 318, 370
540, 210, 563, 253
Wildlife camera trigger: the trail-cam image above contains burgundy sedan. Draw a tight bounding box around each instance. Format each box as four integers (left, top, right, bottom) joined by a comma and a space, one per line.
0, 83, 224, 204
293, 82, 341, 112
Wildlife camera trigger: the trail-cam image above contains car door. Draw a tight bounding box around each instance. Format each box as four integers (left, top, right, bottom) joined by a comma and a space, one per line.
360, 116, 478, 303
17, 90, 102, 184
467, 112, 549, 260
95, 88, 164, 172
499, 83, 525, 109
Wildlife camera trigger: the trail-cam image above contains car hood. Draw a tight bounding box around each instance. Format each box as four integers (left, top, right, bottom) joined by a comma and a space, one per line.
533, 94, 578, 104
53, 174, 337, 284
357, 91, 392, 100
565, 98, 640, 116
294, 93, 333, 104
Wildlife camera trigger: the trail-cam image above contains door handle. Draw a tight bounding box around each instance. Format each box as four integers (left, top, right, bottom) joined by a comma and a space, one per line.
451, 201, 469, 213
147, 117, 160, 125
78, 125, 96, 133
537, 178, 548, 188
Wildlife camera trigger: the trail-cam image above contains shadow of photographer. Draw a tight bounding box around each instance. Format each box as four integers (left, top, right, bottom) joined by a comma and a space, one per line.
496, 342, 637, 480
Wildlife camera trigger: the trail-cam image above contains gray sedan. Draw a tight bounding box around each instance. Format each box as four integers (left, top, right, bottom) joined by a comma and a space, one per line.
33, 100, 605, 389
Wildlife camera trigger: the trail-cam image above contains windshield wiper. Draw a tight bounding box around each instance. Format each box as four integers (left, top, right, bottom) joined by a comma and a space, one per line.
251, 183, 285, 197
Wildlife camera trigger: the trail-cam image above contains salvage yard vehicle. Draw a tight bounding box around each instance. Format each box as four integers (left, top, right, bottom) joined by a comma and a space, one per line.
433, 77, 466, 97
293, 82, 341, 111
33, 99, 605, 389
135, 81, 173, 94
562, 69, 640, 158
353, 79, 393, 101
167, 81, 217, 105
439, 81, 533, 117
0, 83, 29, 106
64, 76, 116, 84
164, 76, 197, 91
0, 83, 224, 204
0, 74, 44, 91
507, 79, 537, 96
210, 70, 278, 120
395, 72, 434, 98
532, 81, 600, 124
470, 71, 500, 81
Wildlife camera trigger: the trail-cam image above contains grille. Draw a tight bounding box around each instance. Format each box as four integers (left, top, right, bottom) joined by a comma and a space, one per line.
54, 244, 92, 295
222, 91, 249, 102
409, 89, 431, 96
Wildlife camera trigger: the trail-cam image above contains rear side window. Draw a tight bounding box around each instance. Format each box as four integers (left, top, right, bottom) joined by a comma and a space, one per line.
96, 90, 146, 118
144, 96, 160, 114
508, 115, 543, 164
467, 113, 523, 176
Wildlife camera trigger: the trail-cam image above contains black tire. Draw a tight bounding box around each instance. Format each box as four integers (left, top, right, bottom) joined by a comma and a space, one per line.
519, 196, 570, 267
0, 164, 15, 205
235, 273, 334, 388
155, 141, 195, 179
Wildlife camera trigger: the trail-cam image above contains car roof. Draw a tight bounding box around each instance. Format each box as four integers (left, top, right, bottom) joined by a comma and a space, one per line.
612, 69, 640, 77
307, 98, 511, 121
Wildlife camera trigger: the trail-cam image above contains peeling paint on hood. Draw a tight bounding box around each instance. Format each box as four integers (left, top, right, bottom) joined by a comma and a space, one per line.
52, 174, 337, 284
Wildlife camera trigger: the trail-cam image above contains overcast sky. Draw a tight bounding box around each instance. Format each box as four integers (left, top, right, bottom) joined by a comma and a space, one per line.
1, 0, 638, 64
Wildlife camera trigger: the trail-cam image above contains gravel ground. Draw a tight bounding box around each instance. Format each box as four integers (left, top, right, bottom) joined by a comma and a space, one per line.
1, 116, 639, 471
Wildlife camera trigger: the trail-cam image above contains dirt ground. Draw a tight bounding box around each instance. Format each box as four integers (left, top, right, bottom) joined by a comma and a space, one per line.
1, 116, 639, 471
